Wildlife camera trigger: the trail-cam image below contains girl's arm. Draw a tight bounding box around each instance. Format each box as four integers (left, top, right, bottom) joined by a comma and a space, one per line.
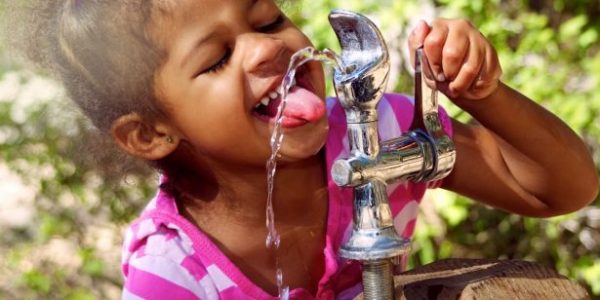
446, 83, 598, 217
408, 20, 599, 217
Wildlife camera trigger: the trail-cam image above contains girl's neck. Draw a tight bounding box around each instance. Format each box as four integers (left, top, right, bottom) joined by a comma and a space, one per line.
167, 152, 329, 295
171, 152, 328, 228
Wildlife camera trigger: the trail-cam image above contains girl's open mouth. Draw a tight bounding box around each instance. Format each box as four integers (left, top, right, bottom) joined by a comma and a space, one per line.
252, 65, 325, 128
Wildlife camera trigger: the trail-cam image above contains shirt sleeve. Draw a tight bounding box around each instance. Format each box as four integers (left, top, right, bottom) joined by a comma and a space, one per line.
123, 253, 208, 300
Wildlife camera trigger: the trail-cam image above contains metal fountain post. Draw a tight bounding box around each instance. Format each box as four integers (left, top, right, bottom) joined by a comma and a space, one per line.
328, 10, 456, 300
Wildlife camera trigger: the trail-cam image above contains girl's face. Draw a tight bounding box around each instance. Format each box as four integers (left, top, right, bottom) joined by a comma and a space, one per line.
153, 0, 328, 170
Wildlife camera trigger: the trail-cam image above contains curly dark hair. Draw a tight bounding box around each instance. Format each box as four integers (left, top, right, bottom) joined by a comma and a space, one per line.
2, 0, 171, 132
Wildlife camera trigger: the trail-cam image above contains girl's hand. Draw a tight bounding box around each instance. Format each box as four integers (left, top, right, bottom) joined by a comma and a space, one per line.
408, 19, 502, 101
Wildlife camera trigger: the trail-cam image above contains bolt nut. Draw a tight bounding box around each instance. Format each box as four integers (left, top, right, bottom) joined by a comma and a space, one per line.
332, 159, 360, 186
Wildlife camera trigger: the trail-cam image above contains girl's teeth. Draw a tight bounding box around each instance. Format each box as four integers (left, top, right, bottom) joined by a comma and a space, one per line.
254, 89, 283, 110
260, 97, 270, 106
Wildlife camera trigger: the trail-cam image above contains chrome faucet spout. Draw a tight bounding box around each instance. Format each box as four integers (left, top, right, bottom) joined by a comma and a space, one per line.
329, 9, 389, 125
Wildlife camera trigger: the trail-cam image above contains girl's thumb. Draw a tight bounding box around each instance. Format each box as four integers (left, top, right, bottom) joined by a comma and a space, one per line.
408, 20, 430, 48
408, 20, 431, 66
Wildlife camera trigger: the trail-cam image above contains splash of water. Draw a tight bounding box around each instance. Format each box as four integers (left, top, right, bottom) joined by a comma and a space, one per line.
276, 268, 289, 300
264, 47, 342, 299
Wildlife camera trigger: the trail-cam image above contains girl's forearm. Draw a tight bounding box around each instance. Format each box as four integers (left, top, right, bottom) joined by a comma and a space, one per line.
453, 82, 599, 213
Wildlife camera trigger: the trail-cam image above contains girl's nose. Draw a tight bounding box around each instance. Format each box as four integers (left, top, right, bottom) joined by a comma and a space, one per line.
240, 34, 288, 76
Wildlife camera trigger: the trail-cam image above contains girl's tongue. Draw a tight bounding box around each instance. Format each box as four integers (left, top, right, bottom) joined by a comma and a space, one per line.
264, 86, 325, 126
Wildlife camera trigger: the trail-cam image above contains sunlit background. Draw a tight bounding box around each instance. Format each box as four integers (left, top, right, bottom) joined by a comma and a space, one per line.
1, 0, 599, 299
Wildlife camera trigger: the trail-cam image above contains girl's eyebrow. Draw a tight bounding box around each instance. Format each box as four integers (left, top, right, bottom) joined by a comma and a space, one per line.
180, 31, 218, 68
180, 0, 259, 68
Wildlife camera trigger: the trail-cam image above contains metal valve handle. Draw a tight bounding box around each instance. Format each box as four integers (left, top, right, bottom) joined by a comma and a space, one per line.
411, 46, 456, 181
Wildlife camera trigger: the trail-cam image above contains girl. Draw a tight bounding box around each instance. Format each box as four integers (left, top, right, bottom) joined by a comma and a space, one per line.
7, 0, 598, 299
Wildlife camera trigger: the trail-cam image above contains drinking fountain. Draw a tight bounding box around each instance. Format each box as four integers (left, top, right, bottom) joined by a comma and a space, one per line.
327, 10, 456, 299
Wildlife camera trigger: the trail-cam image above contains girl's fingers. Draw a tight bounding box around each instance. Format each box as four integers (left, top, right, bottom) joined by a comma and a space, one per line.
479, 44, 502, 86
468, 44, 502, 98
448, 36, 484, 96
407, 20, 431, 67
441, 24, 470, 82
409, 18, 502, 100
423, 20, 449, 81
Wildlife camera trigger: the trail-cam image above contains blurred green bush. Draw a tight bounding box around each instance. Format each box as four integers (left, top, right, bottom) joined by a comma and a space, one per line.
287, 0, 600, 296
0, 0, 598, 298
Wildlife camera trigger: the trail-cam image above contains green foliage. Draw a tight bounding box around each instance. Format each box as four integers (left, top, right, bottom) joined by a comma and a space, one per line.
22, 270, 52, 295
0, 68, 153, 297
1, 0, 599, 298
288, 0, 600, 297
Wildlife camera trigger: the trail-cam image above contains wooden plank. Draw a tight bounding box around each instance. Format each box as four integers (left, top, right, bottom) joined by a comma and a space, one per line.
354, 258, 589, 300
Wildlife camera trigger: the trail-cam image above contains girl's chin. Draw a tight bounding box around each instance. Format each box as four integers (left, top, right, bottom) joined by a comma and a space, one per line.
263, 116, 328, 163
276, 150, 323, 165
276, 137, 327, 163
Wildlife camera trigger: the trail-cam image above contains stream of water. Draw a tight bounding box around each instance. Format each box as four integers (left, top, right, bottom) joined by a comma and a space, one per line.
265, 47, 342, 299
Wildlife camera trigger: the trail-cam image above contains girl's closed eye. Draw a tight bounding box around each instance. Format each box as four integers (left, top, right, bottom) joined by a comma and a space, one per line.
197, 14, 286, 77
257, 14, 286, 33
200, 48, 231, 76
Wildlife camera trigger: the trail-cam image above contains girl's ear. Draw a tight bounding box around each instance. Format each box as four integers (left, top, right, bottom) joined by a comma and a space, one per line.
110, 113, 180, 161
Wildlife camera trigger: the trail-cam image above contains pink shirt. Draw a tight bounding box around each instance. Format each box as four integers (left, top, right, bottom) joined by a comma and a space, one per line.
121, 93, 453, 299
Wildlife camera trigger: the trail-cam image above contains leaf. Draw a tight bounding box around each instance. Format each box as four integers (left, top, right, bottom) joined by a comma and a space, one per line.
559, 15, 588, 41
22, 270, 52, 294
578, 29, 598, 49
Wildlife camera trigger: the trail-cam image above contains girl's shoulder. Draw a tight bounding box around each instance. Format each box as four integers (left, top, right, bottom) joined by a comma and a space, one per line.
121, 190, 258, 299
120, 192, 224, 299
121, 210, 210, 299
